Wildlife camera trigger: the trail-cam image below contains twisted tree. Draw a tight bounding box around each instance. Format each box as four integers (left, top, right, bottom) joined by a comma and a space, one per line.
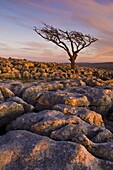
34, 23, 98, 69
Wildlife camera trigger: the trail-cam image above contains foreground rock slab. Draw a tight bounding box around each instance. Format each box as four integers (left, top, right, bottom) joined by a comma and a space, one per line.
0, 130, 113, 170
7, 110, 113, 143
53, 104, 103, 126
73, 134, 113, 162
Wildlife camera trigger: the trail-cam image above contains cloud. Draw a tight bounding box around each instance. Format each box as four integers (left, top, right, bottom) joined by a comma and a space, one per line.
0, 12, 32, 30
65, 0, 113, 35
21, 41, 49, 48
0, 42, 8, 48
62, 0, 113, 62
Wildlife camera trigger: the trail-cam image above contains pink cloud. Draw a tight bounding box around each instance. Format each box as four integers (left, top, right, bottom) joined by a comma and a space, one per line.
20, 41, 49, 49
62, 0, 113, 62
65, 0, 113, 35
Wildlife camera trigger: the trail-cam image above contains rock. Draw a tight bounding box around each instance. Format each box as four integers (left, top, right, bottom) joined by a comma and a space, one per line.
67, 86, 112, 115
32, 114, 81, 136
50, 121, 113, 143
50, 123, 91, 141
60, 78, 86, 87
53, 104, 103, 126
0, 87, 14, 100
21, 82, 64, 104
24, 61, 34, 68
0, 130, 113, 170
22, 84, 43, 102
73, 134, 113, 162
7, 109, 113, 143
0, 101, 24, 127
0, 56, 113, 82
0, 90, 4, 103
92, 128, 113, 143
7, 110, 69, 135
22, 71, 31, 79
9, 83, 24, 96
1, 57, 113, 169
35, 91, 89, 111
7, 97, 34, 113
104, 120, 113, 133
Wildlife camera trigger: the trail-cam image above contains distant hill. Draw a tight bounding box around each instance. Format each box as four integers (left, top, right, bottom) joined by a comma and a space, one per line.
77, 62, 113, 70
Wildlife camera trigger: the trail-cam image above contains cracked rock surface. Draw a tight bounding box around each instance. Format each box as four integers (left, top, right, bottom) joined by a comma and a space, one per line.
1, 59, 113, 169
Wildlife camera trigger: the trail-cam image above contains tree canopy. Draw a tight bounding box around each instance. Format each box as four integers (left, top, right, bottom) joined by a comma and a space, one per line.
34, 23, 98, 69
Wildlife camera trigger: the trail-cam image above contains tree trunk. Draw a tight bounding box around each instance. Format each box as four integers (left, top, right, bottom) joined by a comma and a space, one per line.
70, 58, 75, 69
70, 53, 77, 69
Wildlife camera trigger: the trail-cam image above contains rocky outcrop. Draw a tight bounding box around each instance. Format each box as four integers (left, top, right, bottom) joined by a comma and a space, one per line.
53, 104, 103, 126
66, 86, 113, 115
73, 134, 113, 162
7, 110, 113, 143
1, 57, 113, 169
0, 130, 113, 170
35, 91, 89, 111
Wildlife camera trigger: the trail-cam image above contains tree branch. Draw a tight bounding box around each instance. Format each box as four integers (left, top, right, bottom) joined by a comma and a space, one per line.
33, 24, 98, 60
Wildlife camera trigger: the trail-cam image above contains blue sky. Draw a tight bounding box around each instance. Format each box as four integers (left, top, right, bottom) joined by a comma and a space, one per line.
0, 0, 113, 63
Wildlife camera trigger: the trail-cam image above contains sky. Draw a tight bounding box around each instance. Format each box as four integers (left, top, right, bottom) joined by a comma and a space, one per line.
0, 0, 113, 63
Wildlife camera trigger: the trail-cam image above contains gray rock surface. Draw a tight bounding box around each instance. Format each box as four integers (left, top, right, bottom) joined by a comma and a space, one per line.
66, 86, 113, 115
0, 101, 24, 127
7, 110, 113, 143
53, 104, 103, 126
35, 91, 89, 111
73, 134, 113, 162
0, 87, 14, 100
7, 96, 34, 113
0, 130, 113, 170
1, 57, 113, 169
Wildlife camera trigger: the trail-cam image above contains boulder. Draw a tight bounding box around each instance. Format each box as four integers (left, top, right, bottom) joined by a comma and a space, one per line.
73, 134, 113, 162
67, 86, 112, 115
22, 84, 43, 102
0, 101, 24, 127
0, 87, 14, 100
7, 97, 34, 113
9, 83, 24, 96
50, 121, 113, 143
7, 110, 68, 135
7, 110, 113, 143
0, 130, 113, 170
35, 91, 89, 111
53, 104, 103, 126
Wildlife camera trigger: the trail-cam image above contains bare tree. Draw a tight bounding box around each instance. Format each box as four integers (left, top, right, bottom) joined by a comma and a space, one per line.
34, 23, 98, 69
